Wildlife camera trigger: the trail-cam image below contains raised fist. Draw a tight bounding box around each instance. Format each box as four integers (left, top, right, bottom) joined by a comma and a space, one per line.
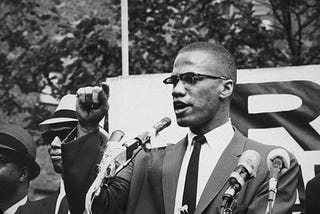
76, 83, 109, 132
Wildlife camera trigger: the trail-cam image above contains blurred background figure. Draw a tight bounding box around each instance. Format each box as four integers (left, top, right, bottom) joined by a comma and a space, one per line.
0, 123, 40, 214
40, 94, 78, 177
305, 174, 320, 214
16, 94, 108, 214
16, 94, 78, 214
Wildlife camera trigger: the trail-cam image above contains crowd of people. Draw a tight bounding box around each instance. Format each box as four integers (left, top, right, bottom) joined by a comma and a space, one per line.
0, 42, 318, 214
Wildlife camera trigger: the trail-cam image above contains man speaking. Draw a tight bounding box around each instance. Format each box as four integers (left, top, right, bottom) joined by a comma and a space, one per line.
62, 42, 299, 214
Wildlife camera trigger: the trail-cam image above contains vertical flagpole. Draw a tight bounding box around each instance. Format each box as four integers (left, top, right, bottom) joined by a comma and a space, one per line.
121, 0, 129, 76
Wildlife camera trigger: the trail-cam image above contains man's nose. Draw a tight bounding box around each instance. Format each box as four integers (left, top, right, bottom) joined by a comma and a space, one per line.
50, 136, 62, 148
172, 80, 187, 97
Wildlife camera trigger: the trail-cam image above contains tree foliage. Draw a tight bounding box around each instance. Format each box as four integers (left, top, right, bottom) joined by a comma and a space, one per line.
128, 0, 320, 74
0, 0, 121, 138
266, 0, 320, 65
0, 0, 319, 141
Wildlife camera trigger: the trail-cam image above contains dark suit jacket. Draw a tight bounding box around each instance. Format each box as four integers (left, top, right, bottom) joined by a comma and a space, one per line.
15, 190, 69, 214
305, 174, 320, 214
62, 129, 299, 214
2, 197, 31, 214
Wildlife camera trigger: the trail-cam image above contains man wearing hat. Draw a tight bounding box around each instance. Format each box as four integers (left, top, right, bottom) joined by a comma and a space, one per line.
16, 94, 78, 214
0, 123, 40, 214
16, 94, 108, 214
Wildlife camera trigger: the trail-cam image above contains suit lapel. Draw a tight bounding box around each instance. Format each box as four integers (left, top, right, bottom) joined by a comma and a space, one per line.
58, 196, 69, 214
195, 130, 246, 214
162, 137, 187, 214
45, 190, 60, 214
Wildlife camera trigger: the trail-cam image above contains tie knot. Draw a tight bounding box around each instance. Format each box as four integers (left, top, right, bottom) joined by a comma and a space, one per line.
192, 135, 206, 145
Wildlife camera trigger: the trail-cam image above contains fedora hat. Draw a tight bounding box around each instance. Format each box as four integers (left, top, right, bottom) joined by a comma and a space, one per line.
40, 94, 77, 127
0, 123, 40, 180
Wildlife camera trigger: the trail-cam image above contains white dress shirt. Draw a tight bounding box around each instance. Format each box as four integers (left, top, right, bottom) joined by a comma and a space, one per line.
174, 119, 234, 214
4, 196, 27, 214
55, 179, 70, 214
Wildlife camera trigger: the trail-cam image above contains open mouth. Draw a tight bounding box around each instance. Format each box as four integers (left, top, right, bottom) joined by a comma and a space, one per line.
50, 152, 61, 160
173, 101, 189, 114
50, 155, 62, 161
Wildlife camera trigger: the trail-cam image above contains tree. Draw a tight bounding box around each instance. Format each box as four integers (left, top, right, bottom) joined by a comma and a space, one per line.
262, 0, 320, 66
128, 0, 320, 74
1, 0, 319, 141
0, 0, 121, 142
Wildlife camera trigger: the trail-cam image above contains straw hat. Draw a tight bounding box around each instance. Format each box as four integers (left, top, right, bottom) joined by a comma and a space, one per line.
40, 94, 77, 126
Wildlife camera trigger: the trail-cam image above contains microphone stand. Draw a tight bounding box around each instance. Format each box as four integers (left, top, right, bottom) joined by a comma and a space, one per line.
220, 201, 237, 214
220, 178, 242, 214
220, 193, 238, 214
265, 160, 281, 214
265, 201, 273, 214
265, 177, 277, 214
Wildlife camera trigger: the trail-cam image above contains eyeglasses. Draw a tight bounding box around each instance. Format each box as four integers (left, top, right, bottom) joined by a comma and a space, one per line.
163, 72, 227, 88
42, 128, 74, 144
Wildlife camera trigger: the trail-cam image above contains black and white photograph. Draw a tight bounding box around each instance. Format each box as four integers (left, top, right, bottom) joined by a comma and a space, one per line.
0, 0, 319, 213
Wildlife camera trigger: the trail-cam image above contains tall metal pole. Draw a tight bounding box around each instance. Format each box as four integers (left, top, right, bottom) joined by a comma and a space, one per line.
121, 0, 129, 76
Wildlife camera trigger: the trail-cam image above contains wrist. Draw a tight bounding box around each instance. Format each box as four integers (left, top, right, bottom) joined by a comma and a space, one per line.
77, 123, 98, 137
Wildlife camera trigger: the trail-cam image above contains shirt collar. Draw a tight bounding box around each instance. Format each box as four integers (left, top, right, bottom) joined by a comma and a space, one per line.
59, 178, 66, 197
187, 119, 234, 150
4, 196, 27, 214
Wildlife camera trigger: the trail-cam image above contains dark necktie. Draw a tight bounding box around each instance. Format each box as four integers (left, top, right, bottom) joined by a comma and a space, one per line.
58, 196, 69, 214
182, 135, 206, 214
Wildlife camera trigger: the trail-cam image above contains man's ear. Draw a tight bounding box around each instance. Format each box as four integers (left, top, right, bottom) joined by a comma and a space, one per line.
18, 166, 30, 182
219, 79, 234, 99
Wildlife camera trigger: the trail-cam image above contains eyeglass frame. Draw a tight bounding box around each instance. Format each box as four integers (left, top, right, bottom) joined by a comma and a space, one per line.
41, 127, 76, 144
162, 72, 228, 87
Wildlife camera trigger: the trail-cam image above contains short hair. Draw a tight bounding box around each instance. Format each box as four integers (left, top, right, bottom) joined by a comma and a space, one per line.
178, 42, 237, 83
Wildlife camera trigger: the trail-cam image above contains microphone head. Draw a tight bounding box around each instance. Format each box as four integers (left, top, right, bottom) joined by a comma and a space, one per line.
238, 150, 261, 178
153, 117, 172, 134
267, 148, 290, 171
108, 130, 125, 142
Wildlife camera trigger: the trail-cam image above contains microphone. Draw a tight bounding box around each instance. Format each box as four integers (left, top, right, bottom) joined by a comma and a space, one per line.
122, 117, 171, 149
105, 129, 127, 172
153, 117, 172, 136
265, 148, 290, 214
98, 128, 124, 151
221, 150, 261, 213
85, 118, 171, 213
85, 130, 125, 214
108, 129, 125, 142
100, 130, 126, 176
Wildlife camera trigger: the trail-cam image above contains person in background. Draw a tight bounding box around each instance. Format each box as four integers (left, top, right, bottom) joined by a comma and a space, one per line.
305, 174, 320, 214
0, 123, 40, 214
16, 94, 77, 214
16, 94, 108, 214
62, 42, 299, 214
